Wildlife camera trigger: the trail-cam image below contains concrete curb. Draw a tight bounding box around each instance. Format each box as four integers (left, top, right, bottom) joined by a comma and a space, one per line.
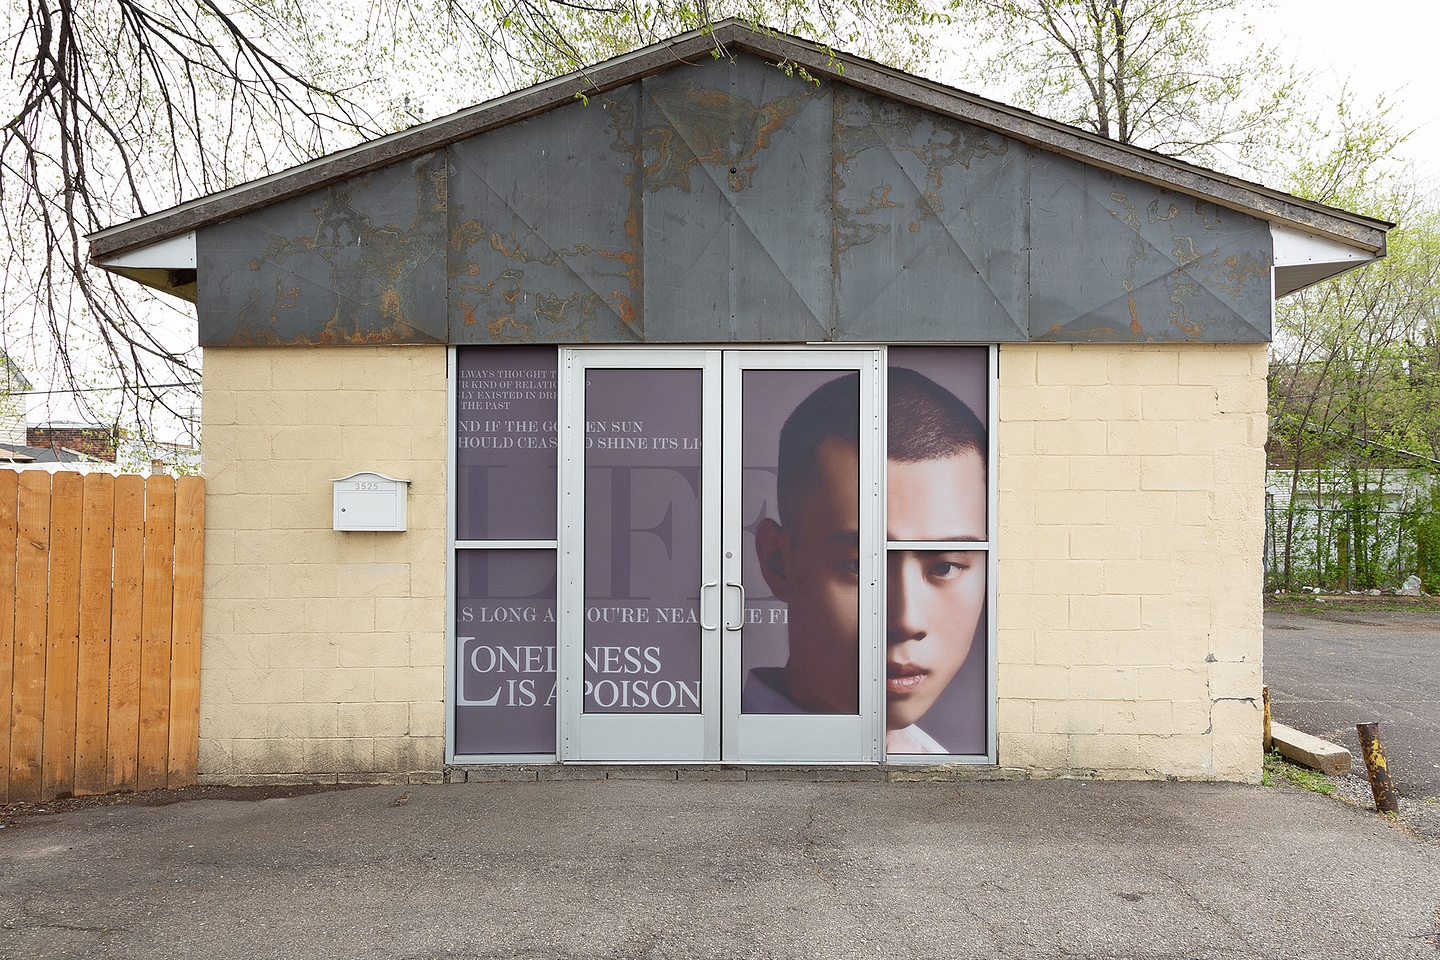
444, 763, 1033, 783
1270, 721, 1352, 775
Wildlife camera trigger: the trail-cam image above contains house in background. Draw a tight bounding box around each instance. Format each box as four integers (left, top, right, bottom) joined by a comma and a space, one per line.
27, 422, 119, 462
1265, 427, 1439, 590
0, 442, 106, 470
0, 354, 30, 448
115, 436, 202, 475
86, 22, 1390, 785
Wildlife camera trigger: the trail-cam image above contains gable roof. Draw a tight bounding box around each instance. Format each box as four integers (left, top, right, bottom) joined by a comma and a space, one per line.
0, 354, 31, 392
87, 20, 1389, 264
0, 443, 93, 464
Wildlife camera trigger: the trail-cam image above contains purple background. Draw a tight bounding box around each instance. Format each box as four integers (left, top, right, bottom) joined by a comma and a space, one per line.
454, 549, 557, 755
452, 348, 990, 755
455, 346, 558, 540
583, 368, 705, 713
740, 370, 858, 709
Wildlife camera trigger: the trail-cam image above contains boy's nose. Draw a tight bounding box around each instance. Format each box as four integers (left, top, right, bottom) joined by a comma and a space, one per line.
886, 557, 926, 643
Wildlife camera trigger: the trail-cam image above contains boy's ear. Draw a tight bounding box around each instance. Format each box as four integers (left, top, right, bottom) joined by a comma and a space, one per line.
755, 517, 793, 602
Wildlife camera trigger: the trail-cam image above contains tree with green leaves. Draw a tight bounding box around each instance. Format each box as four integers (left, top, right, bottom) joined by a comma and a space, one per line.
0, 0, 1399, 464
1266, 122, 1440, 590
946, 1, 1427, 590
950, 0, 1307, 173
1, 0, 951, 445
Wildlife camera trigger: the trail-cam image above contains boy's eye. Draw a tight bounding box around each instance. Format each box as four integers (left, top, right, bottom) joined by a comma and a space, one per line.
926, 556, 971, 580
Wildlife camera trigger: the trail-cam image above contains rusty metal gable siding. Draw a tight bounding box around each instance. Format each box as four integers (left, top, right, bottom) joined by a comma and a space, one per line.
449, 84, 644, 343
832, 85, 1029, 342
194, 52, 1272, 347
1029, 155, 1271, 342
639, 57, 833, 342
197, 154, 447, 346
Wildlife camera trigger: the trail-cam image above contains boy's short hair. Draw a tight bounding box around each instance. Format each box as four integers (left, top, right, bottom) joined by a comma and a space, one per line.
774, 367, 986, 530
887, 367, 987, 468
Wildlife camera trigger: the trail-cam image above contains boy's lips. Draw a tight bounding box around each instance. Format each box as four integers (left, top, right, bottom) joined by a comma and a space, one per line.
886, 662, 928, 694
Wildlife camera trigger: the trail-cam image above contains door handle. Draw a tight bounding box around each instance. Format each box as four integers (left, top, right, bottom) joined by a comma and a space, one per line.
724, 581, 745, 631
700, 581, 719, 631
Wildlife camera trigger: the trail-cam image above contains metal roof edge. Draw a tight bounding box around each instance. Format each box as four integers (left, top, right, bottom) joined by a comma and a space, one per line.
87, 26, 734, 260
721, 25, 1391, 253
87, 18, 1392, 262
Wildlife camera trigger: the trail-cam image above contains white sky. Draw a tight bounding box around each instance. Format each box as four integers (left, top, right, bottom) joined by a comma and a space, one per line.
1264, 0, 1440, 186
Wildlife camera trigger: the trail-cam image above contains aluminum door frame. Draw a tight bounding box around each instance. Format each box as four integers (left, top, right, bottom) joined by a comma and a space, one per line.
557, 348, 723, 761
721, 348, 885, 763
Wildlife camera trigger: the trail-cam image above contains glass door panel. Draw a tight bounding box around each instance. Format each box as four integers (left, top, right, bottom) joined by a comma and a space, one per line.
722, 350, 882, 762
559, 351, 721, 761
454, 549, 557, 756
560, 347, 881, 763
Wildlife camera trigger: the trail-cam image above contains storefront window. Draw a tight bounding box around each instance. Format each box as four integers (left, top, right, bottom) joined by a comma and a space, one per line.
450, 345, 995, 762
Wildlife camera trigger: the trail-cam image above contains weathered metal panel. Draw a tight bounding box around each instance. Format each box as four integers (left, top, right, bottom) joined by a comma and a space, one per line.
831, 88, 1029, 342
1029, 155, 1272, 342
196, 154, 447, 346
194, 51, 1275, 348
448, 85, 643, 343
640, 58, 832, 342
91, 21, 1389, 271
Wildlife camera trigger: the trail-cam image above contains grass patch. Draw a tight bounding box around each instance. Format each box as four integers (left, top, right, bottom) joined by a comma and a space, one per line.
1263, 750, 1338, 795
1265, 593, 1440, 614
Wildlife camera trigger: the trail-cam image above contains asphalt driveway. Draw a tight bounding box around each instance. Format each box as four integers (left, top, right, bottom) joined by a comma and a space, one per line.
1265, 607, 1440, 798
2, 779, 1438, 960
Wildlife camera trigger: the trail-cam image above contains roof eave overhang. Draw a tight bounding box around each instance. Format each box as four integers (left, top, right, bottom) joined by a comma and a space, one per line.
87, 19, 1391, 269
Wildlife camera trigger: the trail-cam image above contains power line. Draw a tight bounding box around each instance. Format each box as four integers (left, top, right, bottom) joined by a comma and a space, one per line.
20, 381, 200, 396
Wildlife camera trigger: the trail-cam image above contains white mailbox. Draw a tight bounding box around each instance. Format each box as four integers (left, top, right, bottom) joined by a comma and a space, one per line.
332, 472, 409, 532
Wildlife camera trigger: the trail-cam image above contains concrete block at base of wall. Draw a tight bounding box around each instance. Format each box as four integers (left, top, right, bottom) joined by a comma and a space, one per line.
1270, 722, 1353, 776
197, 770, 444, 786
446, 765, 1028, 783
676, 768, 748, 781
1138, 735, 1211, 779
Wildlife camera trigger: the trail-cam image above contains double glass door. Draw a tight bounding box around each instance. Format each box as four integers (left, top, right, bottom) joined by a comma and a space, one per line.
557, 349, 883, 762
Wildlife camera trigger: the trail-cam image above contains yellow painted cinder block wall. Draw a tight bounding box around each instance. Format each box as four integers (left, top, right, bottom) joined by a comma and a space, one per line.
199, 346, 449, 784
996, 342, 1268, 781
199, 341, 1267, 783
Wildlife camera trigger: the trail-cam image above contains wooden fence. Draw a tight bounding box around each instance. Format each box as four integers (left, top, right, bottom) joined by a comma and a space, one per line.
1, 472, 204, 804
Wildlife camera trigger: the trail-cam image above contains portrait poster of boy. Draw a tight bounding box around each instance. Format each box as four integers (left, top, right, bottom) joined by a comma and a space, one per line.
740, 347, 989, 755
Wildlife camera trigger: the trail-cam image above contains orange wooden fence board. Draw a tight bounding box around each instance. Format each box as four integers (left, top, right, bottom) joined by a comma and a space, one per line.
0, 471, 18, 801
1, 471, 205, 803
108, 475, 146, 794
75, 473, 116, 796
42, 473, 83, 799
11, 472, 51, 802
137, 475, 175, 792
167, 477, 205, 786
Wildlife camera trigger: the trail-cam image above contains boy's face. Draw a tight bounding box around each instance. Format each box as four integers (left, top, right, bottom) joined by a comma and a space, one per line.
884, 450, 987, 732
756, 442, 987, 726
759, 438, 861, 713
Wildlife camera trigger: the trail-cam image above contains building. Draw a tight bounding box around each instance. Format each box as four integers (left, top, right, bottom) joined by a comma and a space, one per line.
27, 422, 119, 462
0, 355, 30, 448
87, 22, 1390, 783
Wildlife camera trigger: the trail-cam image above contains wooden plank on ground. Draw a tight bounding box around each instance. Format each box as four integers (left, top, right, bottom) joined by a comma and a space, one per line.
74, 473, 115, 796
11, 472, 51, 802
0, 470, 18, 803
167, 476, 205, 787
137, 475, 175, 791
108, 475, 145, 793
41, 473, 83, 800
